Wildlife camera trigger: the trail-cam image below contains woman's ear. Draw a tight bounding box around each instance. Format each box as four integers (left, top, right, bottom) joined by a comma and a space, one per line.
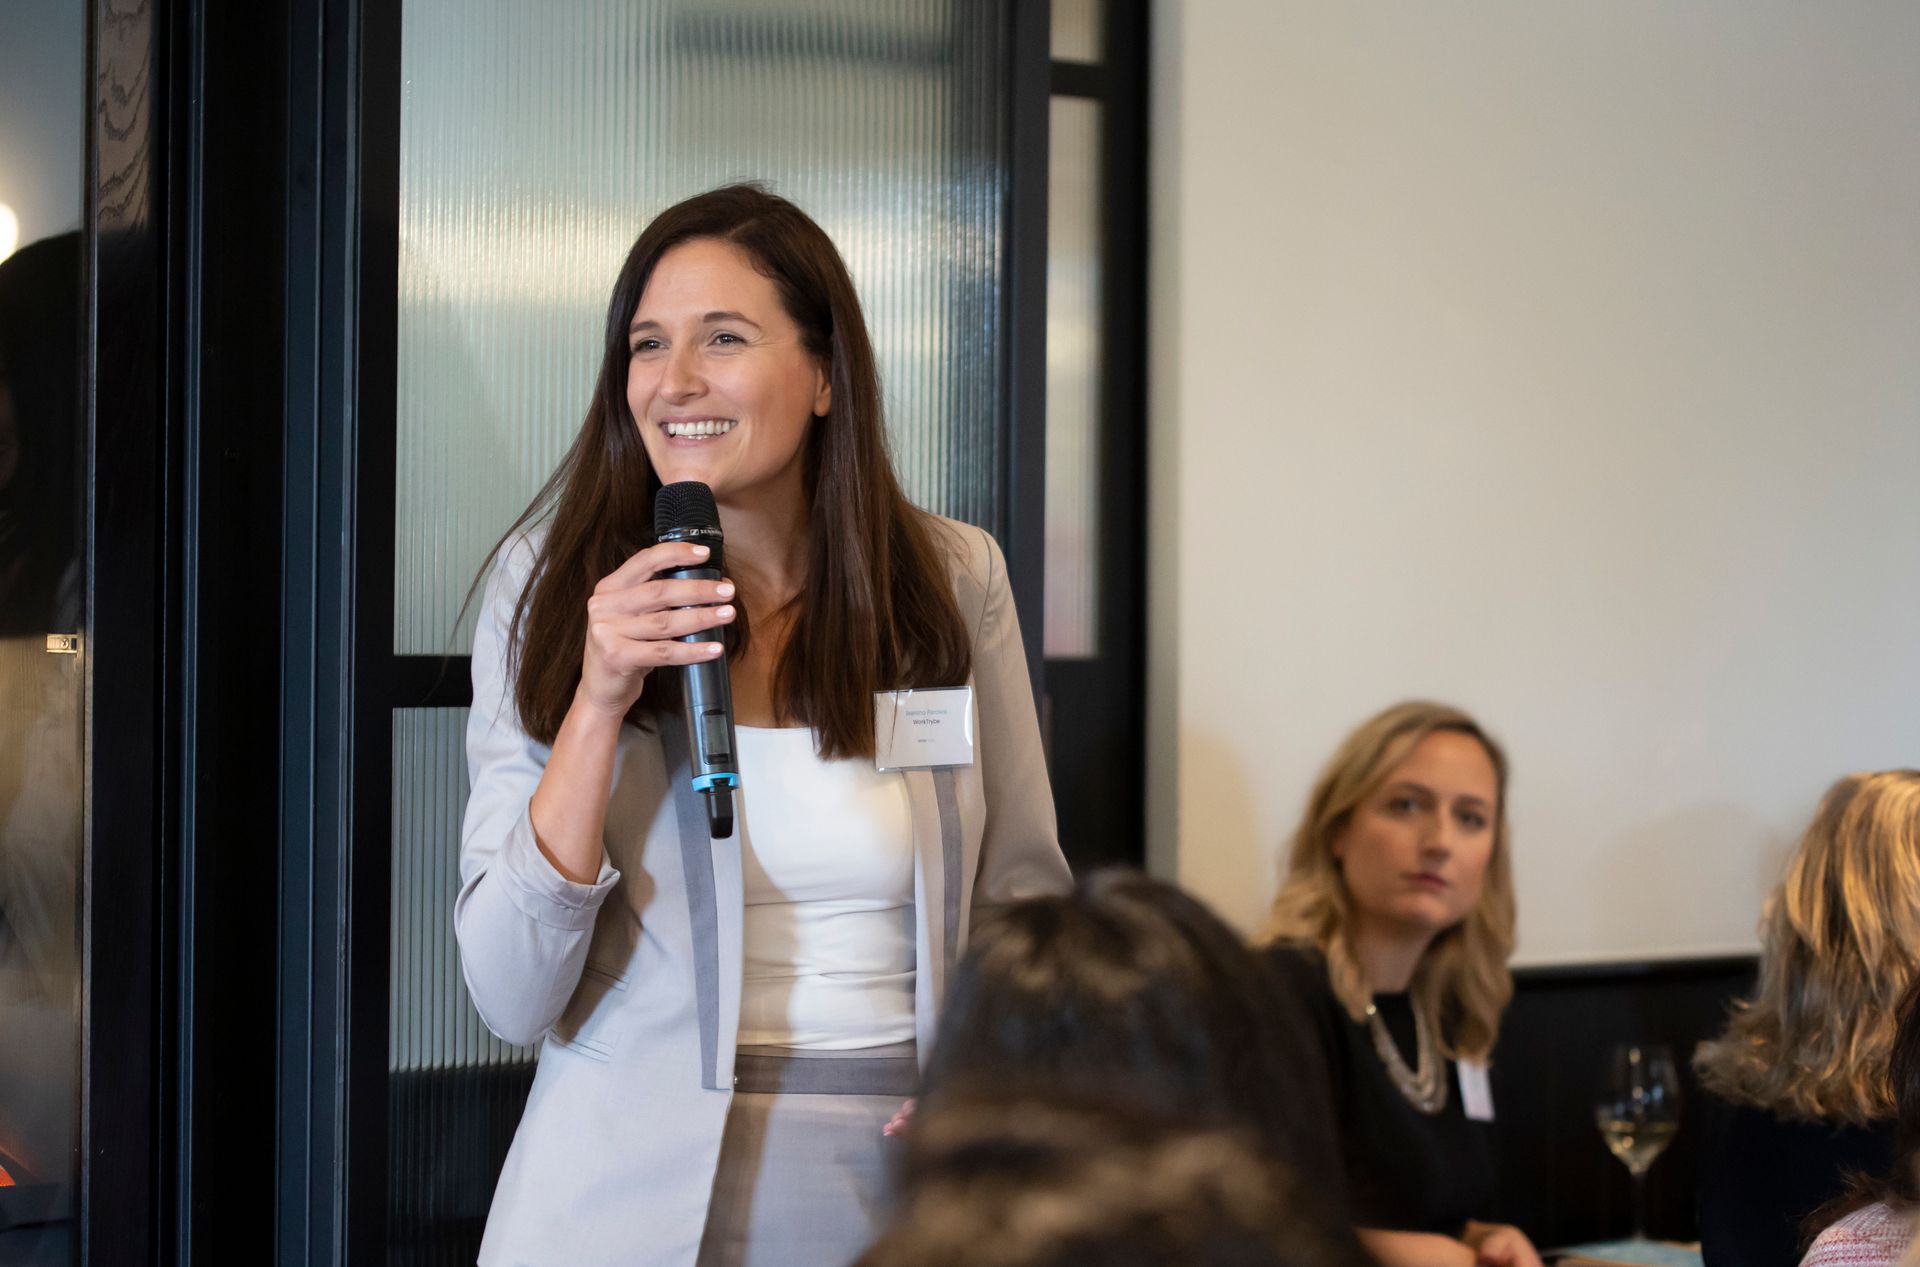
812, 362, 832, 418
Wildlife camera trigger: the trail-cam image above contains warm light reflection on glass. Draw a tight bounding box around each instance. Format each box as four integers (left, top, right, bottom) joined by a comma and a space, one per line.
0, 204, 19, 263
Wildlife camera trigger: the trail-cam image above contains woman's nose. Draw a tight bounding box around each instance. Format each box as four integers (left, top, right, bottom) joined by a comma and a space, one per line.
660, 344, 704, 400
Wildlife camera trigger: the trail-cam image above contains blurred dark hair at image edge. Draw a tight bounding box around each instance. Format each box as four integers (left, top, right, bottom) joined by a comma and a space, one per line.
888, 868, 1367, 1266
920, 869, 1332, 1167
0, 231, 84, 638
854, 1094, 1362, 1267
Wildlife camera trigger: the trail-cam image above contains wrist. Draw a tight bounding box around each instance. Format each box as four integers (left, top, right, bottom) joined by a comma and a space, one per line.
570, 679, 637, 731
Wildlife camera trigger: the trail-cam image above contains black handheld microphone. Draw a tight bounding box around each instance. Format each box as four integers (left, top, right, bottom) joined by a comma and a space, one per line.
653, 481, 740, 839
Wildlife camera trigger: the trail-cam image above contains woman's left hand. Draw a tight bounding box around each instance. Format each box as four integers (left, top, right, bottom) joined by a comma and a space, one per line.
881, 1099, 915, 1138
1463, 1222, 1543, 1267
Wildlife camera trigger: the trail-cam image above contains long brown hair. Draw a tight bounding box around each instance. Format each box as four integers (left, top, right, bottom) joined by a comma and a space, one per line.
1695, 769, 1920, 1125
483, 184, 970, 758
1260, 701, 1517, 1063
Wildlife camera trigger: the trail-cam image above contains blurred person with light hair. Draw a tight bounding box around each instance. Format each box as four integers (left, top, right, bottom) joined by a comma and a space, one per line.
1695, 769, 1920, 1267
1261, 700, 1538, 1267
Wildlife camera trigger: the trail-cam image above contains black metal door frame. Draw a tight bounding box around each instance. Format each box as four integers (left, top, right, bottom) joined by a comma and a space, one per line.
83, 0, 316, 1260
83, 0, 403, 1259
1040, 0, 1150, 872
274, 0, 402, 1259
84, 0, 165, 1258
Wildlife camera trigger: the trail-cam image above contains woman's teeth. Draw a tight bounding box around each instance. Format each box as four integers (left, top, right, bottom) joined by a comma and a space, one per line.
664, 419, 738, 438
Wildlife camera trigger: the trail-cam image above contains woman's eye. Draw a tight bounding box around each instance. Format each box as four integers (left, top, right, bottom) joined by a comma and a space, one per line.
630, 338, 662, 355
1458, 810, 1488, 830
711, 331, 742, 346
1386, 796, 1418, 815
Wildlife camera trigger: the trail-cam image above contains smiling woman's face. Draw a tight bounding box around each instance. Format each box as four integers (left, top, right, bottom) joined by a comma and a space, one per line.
625, 237, 831, 507
1333, 729, 1499, 943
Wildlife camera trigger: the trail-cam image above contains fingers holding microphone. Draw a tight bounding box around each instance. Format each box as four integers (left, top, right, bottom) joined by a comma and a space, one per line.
579, 541, 734, 718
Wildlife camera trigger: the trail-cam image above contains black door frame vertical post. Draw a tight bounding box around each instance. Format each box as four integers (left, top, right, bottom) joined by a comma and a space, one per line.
278, 0, 397, 1257
1003, 0, 1051, 699
171, 0, 296, 1257
85, 0, 165, 1257
352, 0, 403, 1257
1033, 0, 1151, 871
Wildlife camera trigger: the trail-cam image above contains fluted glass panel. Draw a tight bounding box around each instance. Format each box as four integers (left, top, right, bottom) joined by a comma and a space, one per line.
396, 0, 1010, 654
1051, 0, 1102, 63
1044, 98, 1101, 659
390, 708, 534, 1071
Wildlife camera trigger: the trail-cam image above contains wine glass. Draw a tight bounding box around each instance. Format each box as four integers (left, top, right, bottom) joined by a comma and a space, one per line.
1595, 1043, 1683, 1242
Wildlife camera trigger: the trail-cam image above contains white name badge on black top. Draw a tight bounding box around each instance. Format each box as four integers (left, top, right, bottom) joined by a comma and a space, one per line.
873, 687, 976, 771
1458, 1059, 1495, 1122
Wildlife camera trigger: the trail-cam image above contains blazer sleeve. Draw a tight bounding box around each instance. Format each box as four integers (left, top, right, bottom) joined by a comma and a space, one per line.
452, 536, 621, 1046
963, 525, 1073, 915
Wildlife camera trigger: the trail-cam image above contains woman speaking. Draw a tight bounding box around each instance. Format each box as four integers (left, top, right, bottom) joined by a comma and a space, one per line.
455, 184, 1070, 1267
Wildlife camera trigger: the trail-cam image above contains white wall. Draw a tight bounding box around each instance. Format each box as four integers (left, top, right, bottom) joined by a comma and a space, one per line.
1147, 1, 1920, 964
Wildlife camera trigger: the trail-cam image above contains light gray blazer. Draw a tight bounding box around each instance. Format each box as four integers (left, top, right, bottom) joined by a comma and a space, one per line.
455, 517, 1071, 1267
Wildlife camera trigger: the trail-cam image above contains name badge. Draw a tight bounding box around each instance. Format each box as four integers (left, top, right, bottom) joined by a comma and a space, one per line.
874, 687, 975, 771
1457, 1059, 1495, 1122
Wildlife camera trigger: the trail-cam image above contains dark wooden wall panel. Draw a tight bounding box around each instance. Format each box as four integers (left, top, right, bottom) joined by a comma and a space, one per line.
1492, 956, 1757, 1248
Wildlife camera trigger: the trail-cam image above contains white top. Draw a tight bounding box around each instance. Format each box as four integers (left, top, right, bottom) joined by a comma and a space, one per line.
733, 726, 917, 1050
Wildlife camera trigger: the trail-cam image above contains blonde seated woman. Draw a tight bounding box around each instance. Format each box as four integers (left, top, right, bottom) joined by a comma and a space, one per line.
1261, 701, 1540, 1267
1693, 770, 1920, 1267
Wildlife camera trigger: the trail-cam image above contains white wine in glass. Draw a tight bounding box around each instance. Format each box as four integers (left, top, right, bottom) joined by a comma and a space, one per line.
1595, 1043, 1682, 1241
1596, 1115, 1680, 1174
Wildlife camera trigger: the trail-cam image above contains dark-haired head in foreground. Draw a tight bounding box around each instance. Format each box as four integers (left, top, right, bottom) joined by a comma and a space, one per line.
919, 868, 1349, 1224
856, 1096, 1362, 1267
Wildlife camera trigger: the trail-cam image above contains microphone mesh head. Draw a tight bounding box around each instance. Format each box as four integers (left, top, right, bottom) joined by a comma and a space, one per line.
654, 481, 720, 537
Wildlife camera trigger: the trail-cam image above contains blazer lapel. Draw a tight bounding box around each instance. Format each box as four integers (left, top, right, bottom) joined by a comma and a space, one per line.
906, 766, 965, 1055
663, 719, 742, 1091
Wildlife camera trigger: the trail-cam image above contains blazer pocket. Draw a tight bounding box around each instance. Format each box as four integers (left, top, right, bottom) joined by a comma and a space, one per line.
545, 1031, 614, 1063
580, 960, 630, 990
548, 961, 625, 1062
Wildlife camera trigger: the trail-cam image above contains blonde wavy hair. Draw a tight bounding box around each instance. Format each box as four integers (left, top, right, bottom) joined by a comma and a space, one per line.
1694, 770, 1920, 1125
1260, 700, 1516, 1063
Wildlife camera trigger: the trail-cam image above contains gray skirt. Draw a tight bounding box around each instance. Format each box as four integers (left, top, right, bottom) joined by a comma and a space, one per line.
695, 1048, 917, 1267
